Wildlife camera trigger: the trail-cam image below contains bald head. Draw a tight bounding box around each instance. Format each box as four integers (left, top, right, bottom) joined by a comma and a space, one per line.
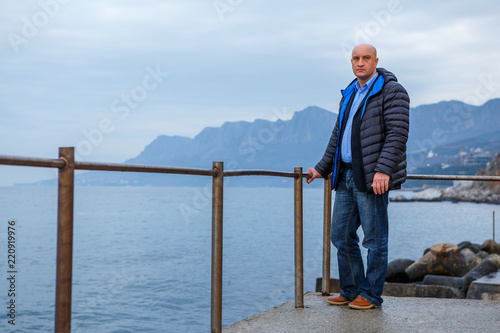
352, 44, 377, 58
351, 44, 379, 86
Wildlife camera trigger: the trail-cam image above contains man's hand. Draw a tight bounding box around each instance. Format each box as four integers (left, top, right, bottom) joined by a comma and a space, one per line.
371, 172, 390, 194
306, 168, 321, 184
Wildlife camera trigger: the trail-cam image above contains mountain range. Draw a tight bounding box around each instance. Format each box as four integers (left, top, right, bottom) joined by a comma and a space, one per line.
40, 99, 500, 187
407, 99, 500, 167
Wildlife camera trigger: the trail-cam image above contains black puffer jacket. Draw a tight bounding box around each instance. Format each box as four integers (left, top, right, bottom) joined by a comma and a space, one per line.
315, 68, 410, 192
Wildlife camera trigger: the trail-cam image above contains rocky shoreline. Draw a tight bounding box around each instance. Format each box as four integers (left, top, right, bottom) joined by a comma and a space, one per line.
393, 153, 500, 204
383, 240, 500, 300
391, 187, 500, 204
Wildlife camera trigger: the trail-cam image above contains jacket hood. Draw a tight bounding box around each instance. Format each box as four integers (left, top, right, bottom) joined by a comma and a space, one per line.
376, 67, 398, 83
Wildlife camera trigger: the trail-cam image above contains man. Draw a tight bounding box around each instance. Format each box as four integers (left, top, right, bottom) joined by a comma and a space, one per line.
307, 44, 409, 309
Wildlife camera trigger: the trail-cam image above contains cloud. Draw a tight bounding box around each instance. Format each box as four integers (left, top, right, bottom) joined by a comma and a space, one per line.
1, 0, 500, 185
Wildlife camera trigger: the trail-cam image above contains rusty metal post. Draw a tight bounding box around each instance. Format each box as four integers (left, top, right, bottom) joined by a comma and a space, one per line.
211, 162, 224, 333
55, 147, 75, 333
294, 167, 304, 308
322, 173, 332, 295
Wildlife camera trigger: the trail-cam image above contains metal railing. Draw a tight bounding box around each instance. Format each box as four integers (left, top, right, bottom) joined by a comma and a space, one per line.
0, 148, 309, 333
1, 148, 499, 333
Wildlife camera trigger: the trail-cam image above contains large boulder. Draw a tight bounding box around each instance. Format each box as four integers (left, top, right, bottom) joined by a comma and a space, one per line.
386, 259, 414, 283
481, 239, 500, 254
460, 248, 482, 268
423, 254, 500, 297
405, 243, 471, 281
457, 241, 482, 254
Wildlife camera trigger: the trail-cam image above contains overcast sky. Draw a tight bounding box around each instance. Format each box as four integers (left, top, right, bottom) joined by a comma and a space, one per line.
1, 0, 500, 186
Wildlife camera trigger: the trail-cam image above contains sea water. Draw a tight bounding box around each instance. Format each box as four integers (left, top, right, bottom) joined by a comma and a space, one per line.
0, 184, 497, 332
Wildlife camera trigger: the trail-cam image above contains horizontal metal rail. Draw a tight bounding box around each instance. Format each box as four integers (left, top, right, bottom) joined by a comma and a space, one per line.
224, 169, 301, 178
407, 174, 500, 181
74, 161, 217, 177
0, 155, 66, 169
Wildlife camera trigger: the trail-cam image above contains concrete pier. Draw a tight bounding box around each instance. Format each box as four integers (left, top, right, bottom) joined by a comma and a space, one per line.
223, 291, 500, 332
467, 272, 500, 300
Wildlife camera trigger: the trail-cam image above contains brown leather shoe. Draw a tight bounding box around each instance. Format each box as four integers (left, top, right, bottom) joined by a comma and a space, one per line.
326, 295, 350, 305
348, 296, 376, 310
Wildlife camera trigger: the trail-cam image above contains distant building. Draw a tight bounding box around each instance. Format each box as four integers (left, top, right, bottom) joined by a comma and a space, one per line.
463, 149, 493, 167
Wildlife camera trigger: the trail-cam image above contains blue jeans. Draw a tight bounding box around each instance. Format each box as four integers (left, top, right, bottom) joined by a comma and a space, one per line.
331, 169, 389, 307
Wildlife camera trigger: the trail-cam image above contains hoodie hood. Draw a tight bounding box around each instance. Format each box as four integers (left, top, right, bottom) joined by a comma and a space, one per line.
376, 67, 398, 83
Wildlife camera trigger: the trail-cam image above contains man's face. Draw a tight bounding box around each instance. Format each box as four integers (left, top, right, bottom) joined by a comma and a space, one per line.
351, 46, 378, 83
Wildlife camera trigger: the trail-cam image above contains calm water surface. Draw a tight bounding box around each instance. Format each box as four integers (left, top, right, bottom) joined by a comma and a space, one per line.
0, 185, 497, 332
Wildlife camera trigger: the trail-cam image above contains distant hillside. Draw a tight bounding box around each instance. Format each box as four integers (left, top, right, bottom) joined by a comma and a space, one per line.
76, 106, 337, 187
407, 99, 500, 169
32, 98, 500, 187
443, 153, 500, 203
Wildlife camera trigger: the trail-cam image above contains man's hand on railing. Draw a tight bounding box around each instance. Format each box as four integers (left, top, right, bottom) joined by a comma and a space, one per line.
306, 168, 321, 184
